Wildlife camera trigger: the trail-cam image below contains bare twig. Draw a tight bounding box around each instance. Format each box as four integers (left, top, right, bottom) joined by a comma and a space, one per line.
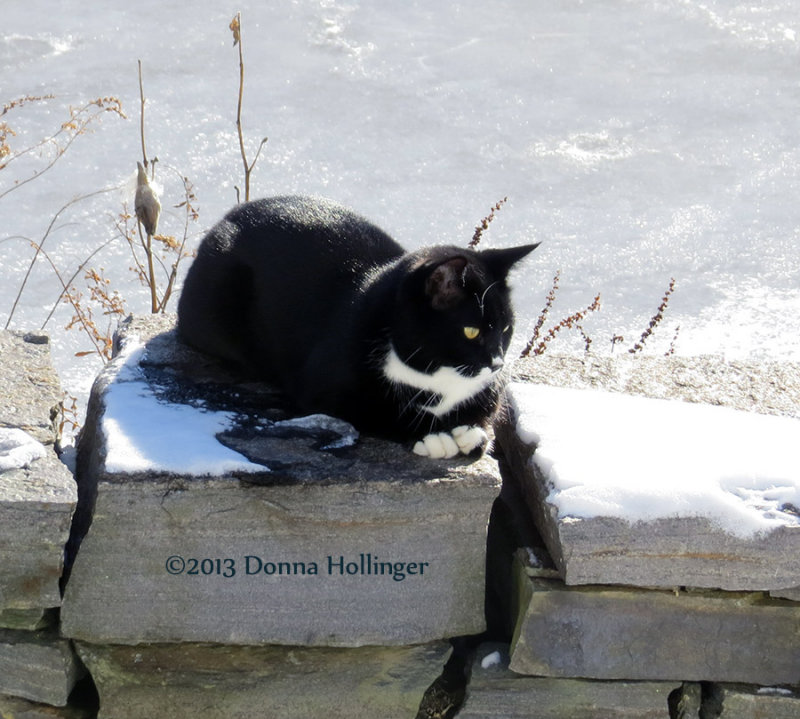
138, 60, 149, 168
231, 12, 267, 202
0, 97, 125, 200
26, 240, 108, 358
4, 187, 120, 329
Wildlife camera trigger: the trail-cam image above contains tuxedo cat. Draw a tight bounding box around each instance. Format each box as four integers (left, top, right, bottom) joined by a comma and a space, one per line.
177, 196, 537, 458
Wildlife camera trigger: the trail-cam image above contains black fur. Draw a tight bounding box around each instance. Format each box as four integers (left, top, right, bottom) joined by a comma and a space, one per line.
177, 196, 536, 445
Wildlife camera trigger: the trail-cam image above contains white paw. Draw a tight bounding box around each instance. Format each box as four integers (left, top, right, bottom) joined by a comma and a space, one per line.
413, 426, 488, 459
451, 425, 488, 454
413, 432, 460, 459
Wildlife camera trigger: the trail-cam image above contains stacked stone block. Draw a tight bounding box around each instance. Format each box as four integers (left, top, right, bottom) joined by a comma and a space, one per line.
0, 331, 87, 718
458, 353, 800, 718
58, 315, 500, 718
5, 319, 800, 718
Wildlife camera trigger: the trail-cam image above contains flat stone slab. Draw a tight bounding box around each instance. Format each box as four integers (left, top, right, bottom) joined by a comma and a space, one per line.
76, 640, 449, 719
0, 693, 91, 719
458, 643, 676, 718
61, 315, 499, 646
509, 553, 800, 685
512, 353, 800, 419
716, 684, 800, 718
0, 332, 63, 446
0, 608, 55, 632
0, 629, 84, 706
1, 451, 77, 611
498, 355, 800, 591
0, 332, 77, 612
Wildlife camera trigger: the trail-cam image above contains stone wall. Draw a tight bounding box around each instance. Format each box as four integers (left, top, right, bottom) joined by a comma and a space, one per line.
1, 319, 799, 718
459, 353, 800, 718
0, 331, 88, 718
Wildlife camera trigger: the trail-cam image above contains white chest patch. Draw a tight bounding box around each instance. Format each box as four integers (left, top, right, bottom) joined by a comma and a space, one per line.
382, 347, 496, 418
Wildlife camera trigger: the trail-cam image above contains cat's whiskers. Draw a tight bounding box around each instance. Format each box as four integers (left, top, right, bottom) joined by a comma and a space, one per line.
475, 282, 499, 317
382, 346, 498, 419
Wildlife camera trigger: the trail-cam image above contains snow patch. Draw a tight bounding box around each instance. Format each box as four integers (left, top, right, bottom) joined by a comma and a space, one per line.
509, 383, 800, 538
756, 687, 794, 697
101, 339, 269, 476
0, 428, 47, 472
480, 650, 502, 669
273, 414, 359, 450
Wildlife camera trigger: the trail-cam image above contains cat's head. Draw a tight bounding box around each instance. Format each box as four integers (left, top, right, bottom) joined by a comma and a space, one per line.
392, 243, 538, 377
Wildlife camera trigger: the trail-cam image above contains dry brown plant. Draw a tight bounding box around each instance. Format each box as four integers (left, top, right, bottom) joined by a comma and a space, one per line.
628, 277, 676, 354
469, 197, 508, 248
520, 277, 602, 358
0, 95, 125, 200
231, 12, 268, 203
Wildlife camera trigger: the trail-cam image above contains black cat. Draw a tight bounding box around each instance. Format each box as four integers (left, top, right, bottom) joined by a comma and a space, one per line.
177, 196, 537, 458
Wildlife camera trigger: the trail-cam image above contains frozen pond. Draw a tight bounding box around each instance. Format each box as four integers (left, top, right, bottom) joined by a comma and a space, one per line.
2, 1, 799, 409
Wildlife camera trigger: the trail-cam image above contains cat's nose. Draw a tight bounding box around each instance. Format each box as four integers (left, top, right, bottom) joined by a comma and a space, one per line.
491, 355, 505, 371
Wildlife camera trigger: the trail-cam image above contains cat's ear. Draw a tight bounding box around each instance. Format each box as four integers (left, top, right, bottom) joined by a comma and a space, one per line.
480, 243, 540, 279
425, 256, 469, 310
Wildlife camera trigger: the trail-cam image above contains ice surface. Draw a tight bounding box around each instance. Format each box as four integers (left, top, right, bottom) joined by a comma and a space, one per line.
0, 428, 47, 472
1, 1, 799, 412
509, 383, 800, 538
101, 339, 269, 476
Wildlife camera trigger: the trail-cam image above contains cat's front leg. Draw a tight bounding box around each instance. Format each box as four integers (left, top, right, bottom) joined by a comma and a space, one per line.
412, 425, 488, 459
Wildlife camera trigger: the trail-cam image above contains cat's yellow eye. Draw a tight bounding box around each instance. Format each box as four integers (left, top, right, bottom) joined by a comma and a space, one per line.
463, 326, 480, 340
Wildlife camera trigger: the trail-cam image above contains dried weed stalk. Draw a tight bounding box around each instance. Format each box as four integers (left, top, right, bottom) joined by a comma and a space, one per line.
58, 392, 81, 439
665, 324, 681, 356
520, 286, 602, 358
628, 277, 676, 354
469, 197, 508, 248
0, 95, 125, 200
523, 269, 561, 354
5, 188, 120, 330
231, 12, 268, 203
66, 268, 128, 361
115, 170, 198, 315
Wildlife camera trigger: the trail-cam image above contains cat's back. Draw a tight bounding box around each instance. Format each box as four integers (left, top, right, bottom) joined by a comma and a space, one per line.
178, 195, 404, 375
206, 196, 403, 277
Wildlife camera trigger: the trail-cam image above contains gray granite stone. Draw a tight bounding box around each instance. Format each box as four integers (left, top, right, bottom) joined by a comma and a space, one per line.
511, 354, 800, 419
0, 629, 84, 706
716, 684, 800, 718
671, 683, 702, 718
0, 332, 63, 446
509, 555, 800, 685
0, 693, 91, 719
771, 586, 800, 601
77, 640, 449, 719
0, 609, 56, 632
498, 354, 800, 591
0, 332, 77, 613
458, 643, 676, 718
61, 315, 499, 646
0, 451, 76, 612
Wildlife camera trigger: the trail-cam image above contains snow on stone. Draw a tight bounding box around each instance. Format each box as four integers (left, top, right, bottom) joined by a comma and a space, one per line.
101, 339, 269, 476
480, 650, 503, 670
273, 414, 359, 450
509, 383, 800, 538
0, 427, 47, 472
